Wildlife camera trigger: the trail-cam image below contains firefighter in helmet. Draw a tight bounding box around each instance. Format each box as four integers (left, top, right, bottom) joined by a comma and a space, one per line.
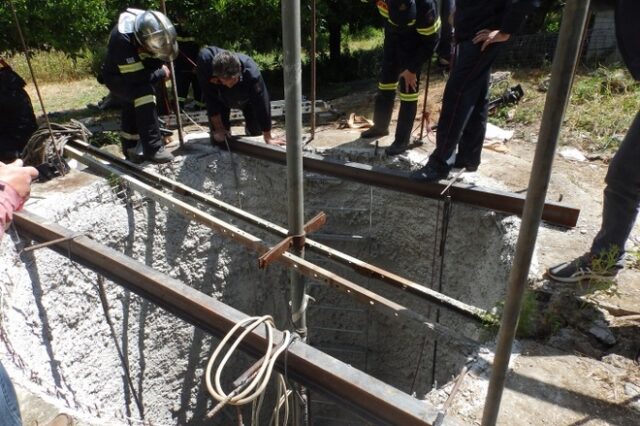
101, 9, 178, 163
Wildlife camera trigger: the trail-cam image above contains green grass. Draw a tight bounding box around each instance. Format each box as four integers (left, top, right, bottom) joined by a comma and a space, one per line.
344, 26, 384, 52
4, 49, 99, 83
629, 249, 640, 270
490, 66, 640, 153
567, 67, 640, 151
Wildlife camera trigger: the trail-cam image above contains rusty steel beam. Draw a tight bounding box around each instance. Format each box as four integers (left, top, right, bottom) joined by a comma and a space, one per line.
12, 211, 457, 426
221, 137, 580, 228
64, 145, 479, 351
67, 140, 486, 322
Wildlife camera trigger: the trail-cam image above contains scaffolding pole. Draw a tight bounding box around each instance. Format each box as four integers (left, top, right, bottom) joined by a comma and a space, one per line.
282, 1, 307, 336
310, 0, 317, 139
480, 1, 592, 424
282, 0, 308, 418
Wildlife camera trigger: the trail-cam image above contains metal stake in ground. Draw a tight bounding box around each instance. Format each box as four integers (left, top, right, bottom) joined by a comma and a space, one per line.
416, 59, 433, 144
159, 0, 185, 148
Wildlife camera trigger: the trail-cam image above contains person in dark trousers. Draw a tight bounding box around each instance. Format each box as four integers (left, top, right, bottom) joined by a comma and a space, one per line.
411, 0, 539, 181
548, 0, 640, 282
361, 0, 440, 156
436, 0, 454, 68
197, 47, 285, 146
101, 8, 178, 164
0, 59, 37, 163
174, 27, 203, 110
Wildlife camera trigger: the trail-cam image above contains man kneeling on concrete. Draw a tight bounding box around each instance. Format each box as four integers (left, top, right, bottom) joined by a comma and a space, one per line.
197, 47, 285, 146
101, 8, 178, 163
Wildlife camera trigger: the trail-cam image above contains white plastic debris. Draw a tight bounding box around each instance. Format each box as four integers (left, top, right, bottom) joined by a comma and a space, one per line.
559, 147, 587, 162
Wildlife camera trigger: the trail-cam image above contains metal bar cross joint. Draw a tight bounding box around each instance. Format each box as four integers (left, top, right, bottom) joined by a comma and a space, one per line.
258, 212, 326, 269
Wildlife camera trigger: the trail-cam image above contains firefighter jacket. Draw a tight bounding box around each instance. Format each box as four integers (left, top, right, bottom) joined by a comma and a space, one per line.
373, 0, 441, 74
616, 0, 640, 81
196, 46, 271, 132
101, 25, 168, 88
453, 0, 540, 42
175, 27, 200, 73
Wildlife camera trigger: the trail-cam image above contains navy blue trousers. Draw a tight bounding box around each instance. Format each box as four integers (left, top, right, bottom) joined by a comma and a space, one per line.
430, 40, 501, 171
591, 110, 640, 257
105, 79, 163, 154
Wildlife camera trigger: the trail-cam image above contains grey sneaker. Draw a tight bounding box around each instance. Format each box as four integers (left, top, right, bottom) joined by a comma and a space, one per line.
147, 147, 174, 163
547, 252, 623, 283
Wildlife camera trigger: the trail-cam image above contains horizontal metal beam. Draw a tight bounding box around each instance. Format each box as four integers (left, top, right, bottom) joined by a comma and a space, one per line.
222, 137, 580, 228
67, 139, 486, 322
64, 145, 479, 352
12, 211, 455, 426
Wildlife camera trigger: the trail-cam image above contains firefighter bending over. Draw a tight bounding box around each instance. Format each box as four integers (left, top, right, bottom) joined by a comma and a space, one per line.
101, 9, 178, 163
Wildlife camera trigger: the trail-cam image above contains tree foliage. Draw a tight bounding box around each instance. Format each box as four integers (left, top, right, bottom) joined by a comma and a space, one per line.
1, 0, 110, 54
1, 0, 575, 64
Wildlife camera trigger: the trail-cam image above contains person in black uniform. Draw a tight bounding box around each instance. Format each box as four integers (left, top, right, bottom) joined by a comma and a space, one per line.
101, 8, 178, 163
548, 0, 640, 282
360, 0, 440, 156
0, 59, 37, 163
197, 47, 285, 146
174, 23, 203, 110
411, 0, 539, 181
436, 0, 454, 68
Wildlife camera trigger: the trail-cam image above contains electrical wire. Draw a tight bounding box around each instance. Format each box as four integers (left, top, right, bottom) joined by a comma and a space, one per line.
205, 315, 293, 424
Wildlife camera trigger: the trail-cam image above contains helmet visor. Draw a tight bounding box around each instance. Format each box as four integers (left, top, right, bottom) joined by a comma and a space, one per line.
135, 11, 179, 62
144, 29, 178, 61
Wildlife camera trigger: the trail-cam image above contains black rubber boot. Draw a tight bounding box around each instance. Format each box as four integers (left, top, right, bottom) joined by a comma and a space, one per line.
125, 141, 144, 164
386, 99, 417, 156
361, 91, 394, 139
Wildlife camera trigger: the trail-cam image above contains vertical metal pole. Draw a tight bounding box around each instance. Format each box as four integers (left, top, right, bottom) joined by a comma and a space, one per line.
159, 0, 185, 148
480, 1, 591, 425
8, 0, 65, 174
282, 0, 308, 422
310, 0, 317, 139
282, 0, 306, 335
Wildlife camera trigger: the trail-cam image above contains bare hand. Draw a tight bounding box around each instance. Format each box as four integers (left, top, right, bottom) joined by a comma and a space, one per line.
213, 129, 231, 143
162, 64, 171, 80
265, 136, 286, 146
399, 70, 417, 92
0, 159, 39, 199
472, 29, 511, 51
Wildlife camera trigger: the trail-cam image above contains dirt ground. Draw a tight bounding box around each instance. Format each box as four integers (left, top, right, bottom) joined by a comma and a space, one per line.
304, 80, 640, 425
19, 76, 640, 425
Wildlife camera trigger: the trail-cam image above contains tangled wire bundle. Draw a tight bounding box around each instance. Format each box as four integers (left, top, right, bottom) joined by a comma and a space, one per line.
22, 120, 92, 179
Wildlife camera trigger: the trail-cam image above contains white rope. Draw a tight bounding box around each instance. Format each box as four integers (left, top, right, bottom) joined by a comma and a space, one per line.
205, 315, 293, 424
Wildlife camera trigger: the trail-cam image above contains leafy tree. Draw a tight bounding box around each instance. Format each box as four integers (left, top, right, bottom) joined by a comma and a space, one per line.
1, 0, 110, 55
314, 0, 376, 63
